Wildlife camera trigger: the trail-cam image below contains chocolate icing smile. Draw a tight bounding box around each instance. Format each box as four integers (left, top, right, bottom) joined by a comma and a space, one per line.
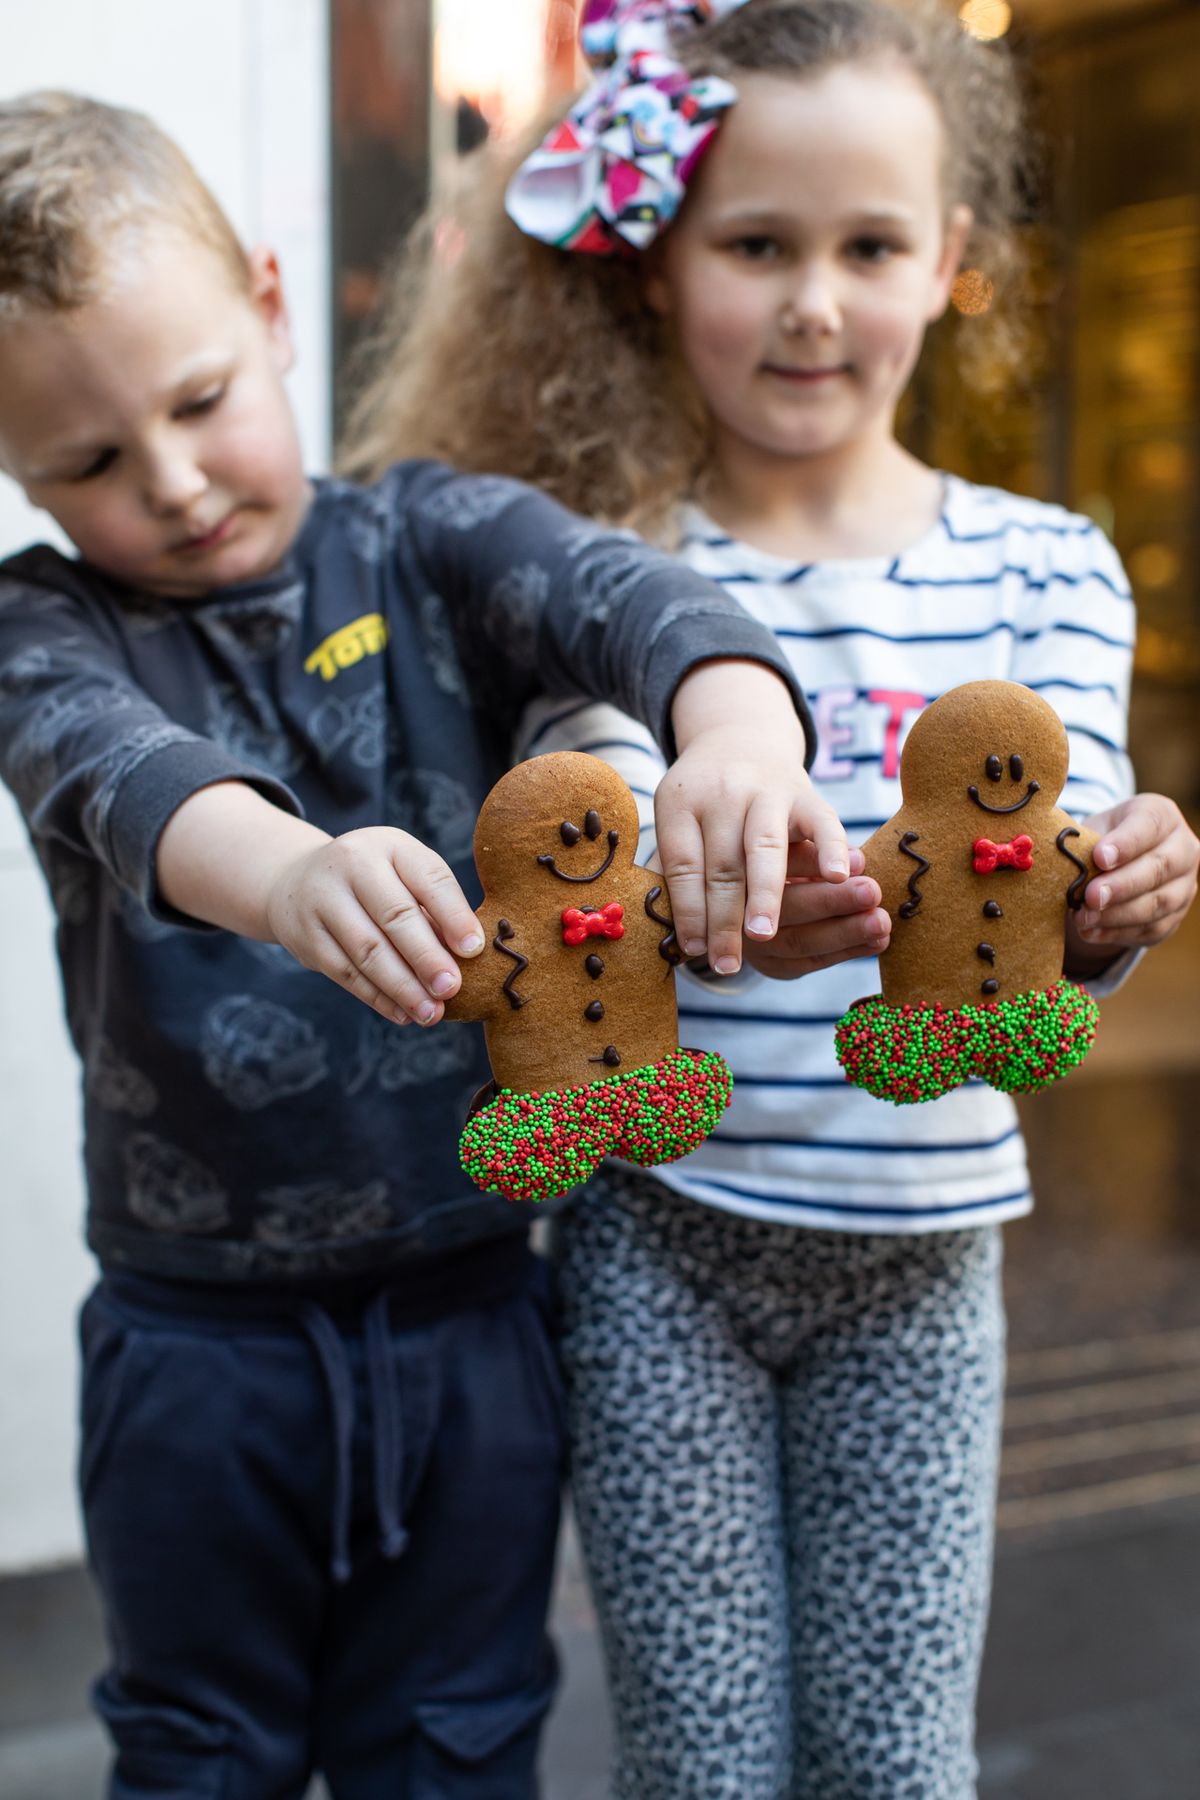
968, 781, 1040, 815
537, 829, 619, 883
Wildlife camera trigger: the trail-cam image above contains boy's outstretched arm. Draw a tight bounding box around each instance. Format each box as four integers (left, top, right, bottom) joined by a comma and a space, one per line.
157, 782, 483, 1025
660, 659, 852, 975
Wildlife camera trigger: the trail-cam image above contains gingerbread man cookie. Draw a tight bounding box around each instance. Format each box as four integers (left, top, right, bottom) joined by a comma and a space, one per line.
835, 681, 1101, 1103
444, 752, 732, 1201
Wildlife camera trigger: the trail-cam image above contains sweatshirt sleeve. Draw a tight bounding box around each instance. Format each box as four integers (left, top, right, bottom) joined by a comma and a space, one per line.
0, 567, 300, 917
398, 462, 816, 764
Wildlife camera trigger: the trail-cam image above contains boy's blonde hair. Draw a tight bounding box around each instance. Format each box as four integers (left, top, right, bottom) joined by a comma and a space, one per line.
341, 0, 1030, 540
0, 90, 250, 319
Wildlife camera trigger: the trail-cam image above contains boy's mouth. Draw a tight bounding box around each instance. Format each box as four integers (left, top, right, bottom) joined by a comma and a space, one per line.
177, 511, 238, 555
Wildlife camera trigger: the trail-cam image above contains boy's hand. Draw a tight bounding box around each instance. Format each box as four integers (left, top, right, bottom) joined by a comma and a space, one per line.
1067, 794, 1199, 969
265, 828, 485, 1024
660, 661, 851, 974
740, 845, 889, 979
157, 784, 484, 1023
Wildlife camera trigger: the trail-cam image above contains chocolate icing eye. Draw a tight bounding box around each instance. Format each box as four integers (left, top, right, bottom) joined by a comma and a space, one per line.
1009, 753, 1024, 781
560, 821, 581, 846
584, 809, 602, 841
985, 754, 1003, 782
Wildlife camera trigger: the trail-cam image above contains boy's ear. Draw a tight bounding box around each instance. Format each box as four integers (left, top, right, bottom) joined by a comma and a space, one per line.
927, 203, 974, 321
247, 244, 295, 372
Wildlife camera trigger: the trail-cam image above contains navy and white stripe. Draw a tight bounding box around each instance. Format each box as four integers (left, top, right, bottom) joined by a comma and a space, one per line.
518, 476, 1136, 1234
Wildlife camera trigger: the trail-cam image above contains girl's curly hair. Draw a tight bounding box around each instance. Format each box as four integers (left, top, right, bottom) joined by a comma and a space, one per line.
340, 0, 1030, 540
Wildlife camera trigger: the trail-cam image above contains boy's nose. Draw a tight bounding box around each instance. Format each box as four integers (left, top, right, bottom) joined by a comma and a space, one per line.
142, 440, 209, 515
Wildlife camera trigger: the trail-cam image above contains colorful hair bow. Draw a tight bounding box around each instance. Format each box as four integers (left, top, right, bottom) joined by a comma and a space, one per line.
973, 836, 1034, 875
506, 0, 753, 256
562, 902, 626, 944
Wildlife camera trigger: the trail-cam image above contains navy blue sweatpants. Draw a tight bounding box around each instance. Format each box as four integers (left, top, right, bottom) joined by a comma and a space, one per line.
78, 1243, 566, 1798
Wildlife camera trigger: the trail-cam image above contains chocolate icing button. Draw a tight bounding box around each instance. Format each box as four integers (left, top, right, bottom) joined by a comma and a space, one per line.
983, 900, 1003, 919
589, 1045, 622, 1068
584, 1001, 605, 1021
584, 954, 605, 980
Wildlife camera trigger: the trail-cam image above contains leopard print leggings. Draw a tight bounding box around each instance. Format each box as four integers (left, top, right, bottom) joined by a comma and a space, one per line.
552, 1169, 1005, 1800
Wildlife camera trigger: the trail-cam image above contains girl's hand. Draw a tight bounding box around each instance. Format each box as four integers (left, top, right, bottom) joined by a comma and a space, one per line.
264, 827, 485, 1025
661, 662, 852, 974
741, 845, 890, 980
1068, 794, 1199, 964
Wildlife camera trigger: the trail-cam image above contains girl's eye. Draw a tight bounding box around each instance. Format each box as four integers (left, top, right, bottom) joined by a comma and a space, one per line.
985, 754, 1003, 782
1009, 753, 1025, 781
584, 810, 602, 841
731, 235, 781, 262
178, 385, 226, 419
849, 236, 897, 264
75, 447, 119, 482
560, 821, 581, 846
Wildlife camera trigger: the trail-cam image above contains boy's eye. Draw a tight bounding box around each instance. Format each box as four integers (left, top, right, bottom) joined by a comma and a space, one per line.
177, 385, 226, 419
74, 447, 119, 482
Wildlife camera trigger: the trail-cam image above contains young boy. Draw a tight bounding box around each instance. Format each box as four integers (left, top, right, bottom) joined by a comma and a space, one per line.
0, 93, 846, 1797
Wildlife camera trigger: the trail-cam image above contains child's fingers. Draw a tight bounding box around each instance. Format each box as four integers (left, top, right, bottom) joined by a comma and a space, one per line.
309, 913, 437, 1025
742, 795, 791, 941
655, 807, 709, 962
1077, 871, 1196, 944
1090, 794, 1187, 875
785, 841, 866, 881
778, 876, 883, 930
795, 798, 852, 883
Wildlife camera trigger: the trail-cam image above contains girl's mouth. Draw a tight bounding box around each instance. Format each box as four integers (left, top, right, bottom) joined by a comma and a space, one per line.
763, 363, 848, 383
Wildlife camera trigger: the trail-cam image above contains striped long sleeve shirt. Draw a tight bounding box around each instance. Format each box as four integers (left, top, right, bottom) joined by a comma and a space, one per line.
518, 475, 1137, 1234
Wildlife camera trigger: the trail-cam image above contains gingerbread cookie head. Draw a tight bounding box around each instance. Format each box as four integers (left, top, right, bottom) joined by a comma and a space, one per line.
444, 752, 732, 1200
836, 681, 1101, 1104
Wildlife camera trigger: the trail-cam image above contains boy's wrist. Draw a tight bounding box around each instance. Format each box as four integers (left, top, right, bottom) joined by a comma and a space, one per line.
670, 659, 808, 761
157, 782, 331, 940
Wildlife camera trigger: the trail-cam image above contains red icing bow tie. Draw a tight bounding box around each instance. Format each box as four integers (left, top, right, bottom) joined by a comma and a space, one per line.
973, 835, 1034, 874
562, 902, 625, 945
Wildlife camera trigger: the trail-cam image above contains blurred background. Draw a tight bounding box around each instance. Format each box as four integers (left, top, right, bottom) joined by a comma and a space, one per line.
0, 1, 1196, 1796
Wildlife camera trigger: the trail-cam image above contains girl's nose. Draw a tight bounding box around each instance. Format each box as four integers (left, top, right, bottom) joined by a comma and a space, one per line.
781, 265, 842, 336
142, 436, 208, 515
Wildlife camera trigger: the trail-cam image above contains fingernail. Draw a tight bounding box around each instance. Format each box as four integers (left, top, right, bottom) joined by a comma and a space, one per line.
417, 1001, 437, 1023
747, 915, 773, 937
868, 935, 890, 953
682, 939, 705, 958
825, 859, 847, 877
714, 956, 740, 975
459, 932, 485, 955
853, 881, 875, 906
431, 972, 457, 998
392, 1009, 410, 1026
1079, 910, 1097, 930
1097, 884, 1112, 910
1096, 843, 1118, 870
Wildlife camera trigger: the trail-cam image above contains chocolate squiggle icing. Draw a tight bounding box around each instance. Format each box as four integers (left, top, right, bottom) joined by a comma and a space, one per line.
898, 833, 930, 919
645, 885, 682, 971
494, 919, 529, 1010
1056, 826, 1091, 910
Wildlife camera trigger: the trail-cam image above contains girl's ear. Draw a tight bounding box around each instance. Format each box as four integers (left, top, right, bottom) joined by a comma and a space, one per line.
642, 244, 674, 317
247, 244, 296, 373
927, 203, 974, 321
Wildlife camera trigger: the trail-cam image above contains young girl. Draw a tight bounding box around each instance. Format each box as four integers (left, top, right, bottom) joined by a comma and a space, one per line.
345, 3, 1199, 1795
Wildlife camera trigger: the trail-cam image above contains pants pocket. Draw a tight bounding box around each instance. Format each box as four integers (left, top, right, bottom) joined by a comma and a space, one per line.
95, 1673, 233, 1798
78, 1289, 137, 1507
410, 1677, 555, 1798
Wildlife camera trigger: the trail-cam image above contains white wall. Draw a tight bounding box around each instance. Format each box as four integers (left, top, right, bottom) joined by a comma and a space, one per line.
0, 0, 331, 1573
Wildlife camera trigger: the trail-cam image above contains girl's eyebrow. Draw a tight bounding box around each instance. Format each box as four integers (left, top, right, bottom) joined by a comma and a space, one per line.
707, 204, 918, 231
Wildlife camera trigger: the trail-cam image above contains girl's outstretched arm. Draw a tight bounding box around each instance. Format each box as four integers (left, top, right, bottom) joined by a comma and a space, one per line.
1066, 793, 1199, 969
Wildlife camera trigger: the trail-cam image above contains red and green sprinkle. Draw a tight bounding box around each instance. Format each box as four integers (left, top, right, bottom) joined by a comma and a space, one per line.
835, 980, 1100, 1105
460, 1047, 733, 1204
